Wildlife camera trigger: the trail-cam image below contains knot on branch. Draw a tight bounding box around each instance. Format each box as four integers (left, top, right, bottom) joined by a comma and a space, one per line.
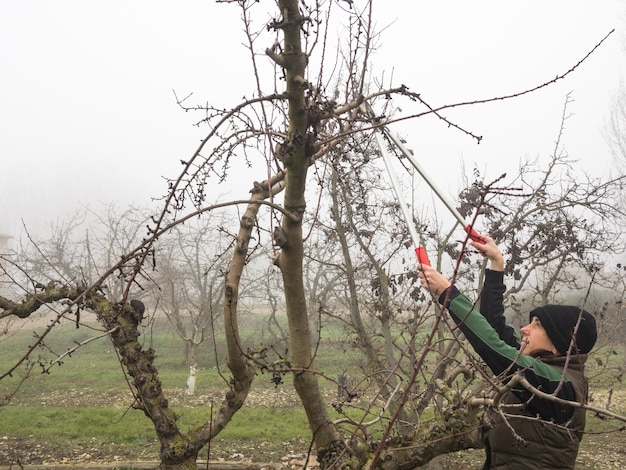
240, 215, 255, 230
225, 284, 235, 305
250, 180, 269, 194
275, 140, 295, 163
284, 204, 306, 221
293, 75, 312, 90
317, 440, 348, 469
130, 299, 145, 322
273, 227, 288, 248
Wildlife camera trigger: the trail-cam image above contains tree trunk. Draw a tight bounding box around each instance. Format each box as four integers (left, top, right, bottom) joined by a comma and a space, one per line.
272, 0, 343, 464
330, 170, 381, 369
332, 170, 412, 431
91, 299, 203, 469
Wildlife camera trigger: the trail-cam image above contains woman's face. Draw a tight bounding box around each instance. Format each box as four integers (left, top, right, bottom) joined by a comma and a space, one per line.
520, 316, 557, 355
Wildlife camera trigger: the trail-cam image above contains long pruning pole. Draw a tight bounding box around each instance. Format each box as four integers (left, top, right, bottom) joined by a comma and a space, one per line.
365, 104, 483, 267
378, 126, 482, 242
373, 130, 431, 266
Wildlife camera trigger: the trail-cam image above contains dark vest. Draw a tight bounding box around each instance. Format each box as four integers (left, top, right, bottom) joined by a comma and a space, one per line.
483, 355, 589, 470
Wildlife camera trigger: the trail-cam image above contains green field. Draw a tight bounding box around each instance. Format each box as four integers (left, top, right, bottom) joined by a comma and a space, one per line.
1, 313, 625, 468
0, 313, 362, 465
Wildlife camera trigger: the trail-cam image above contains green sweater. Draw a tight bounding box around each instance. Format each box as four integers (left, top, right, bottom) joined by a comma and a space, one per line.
440, 270, 580, 422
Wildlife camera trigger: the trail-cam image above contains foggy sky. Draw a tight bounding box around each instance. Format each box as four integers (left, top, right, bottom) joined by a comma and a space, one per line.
1, 1, 624, 241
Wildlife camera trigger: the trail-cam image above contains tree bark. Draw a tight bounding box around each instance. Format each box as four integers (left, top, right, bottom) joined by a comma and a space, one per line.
272, 0, 343, 465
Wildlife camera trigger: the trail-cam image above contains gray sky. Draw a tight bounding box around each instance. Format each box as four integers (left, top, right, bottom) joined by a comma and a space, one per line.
1, 1, 625, 240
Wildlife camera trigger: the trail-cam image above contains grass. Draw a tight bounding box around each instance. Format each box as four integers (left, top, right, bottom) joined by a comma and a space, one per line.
0, 405, 311, 443
214, 408, 309, 440
0, 406, 153, 444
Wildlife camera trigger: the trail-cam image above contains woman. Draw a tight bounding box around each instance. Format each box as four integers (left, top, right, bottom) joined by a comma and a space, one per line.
418, 235, 597, 469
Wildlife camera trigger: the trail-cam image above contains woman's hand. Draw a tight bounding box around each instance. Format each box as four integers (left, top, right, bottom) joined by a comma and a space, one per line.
418, 264, 451, 297
470, 234, 504, 271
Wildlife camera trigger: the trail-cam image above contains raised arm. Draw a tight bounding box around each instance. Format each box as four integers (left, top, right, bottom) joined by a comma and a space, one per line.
418, 264, 577, 422
470, 236, 520, 347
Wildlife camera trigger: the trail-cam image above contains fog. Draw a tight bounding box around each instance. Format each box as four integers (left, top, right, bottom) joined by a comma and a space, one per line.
1, 1, 624, 242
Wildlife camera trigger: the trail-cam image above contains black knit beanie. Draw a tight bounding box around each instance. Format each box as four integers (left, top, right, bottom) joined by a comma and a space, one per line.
529, 305, 597, 355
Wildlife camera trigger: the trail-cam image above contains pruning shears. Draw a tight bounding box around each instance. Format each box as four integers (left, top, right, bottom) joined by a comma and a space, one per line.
363, 103, 483, 267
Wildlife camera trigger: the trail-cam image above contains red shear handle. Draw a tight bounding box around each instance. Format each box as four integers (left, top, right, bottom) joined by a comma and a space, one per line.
464, 225, 485, 244
415, 246, 430, 266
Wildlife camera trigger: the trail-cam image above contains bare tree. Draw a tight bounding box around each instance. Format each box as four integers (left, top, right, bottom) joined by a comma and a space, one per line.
604, 56, 626, 369
463, 95, 626, 320
606, 80, 626, 170
151, 217, 231, 367
1, 2, 624, 469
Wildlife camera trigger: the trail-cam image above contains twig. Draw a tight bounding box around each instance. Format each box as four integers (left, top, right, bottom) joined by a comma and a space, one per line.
468, 373, 626, 423
43, 327, 120, 372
